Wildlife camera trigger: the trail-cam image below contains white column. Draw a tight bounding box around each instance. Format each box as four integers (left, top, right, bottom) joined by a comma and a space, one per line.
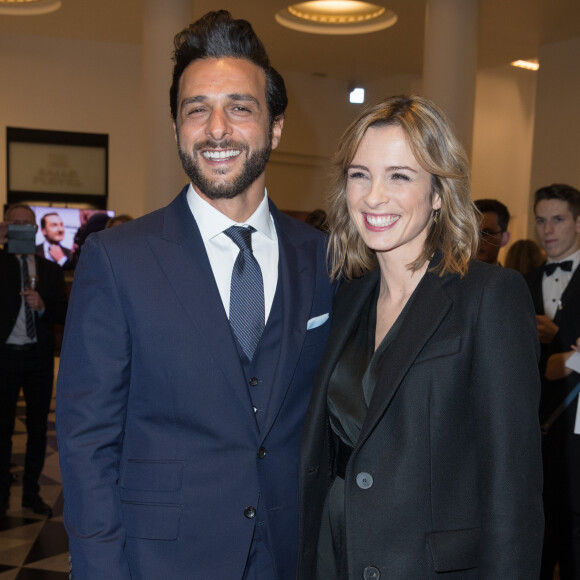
422, 0, 478, 158
142, 0, 192, 212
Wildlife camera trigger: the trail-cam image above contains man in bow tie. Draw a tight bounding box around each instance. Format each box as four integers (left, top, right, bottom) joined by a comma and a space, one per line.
56, 10, 335, 580
525, 183, 580, 580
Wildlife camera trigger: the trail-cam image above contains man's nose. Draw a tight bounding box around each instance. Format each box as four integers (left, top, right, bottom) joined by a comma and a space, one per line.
206, 109, 232, 141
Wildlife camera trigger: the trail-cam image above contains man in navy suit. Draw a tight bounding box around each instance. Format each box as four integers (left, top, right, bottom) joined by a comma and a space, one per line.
56, 10, 334, 579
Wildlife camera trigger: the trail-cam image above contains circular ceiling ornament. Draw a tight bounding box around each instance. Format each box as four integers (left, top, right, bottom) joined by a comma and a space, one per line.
0, 0, 62, 16
276, 1, 397, 35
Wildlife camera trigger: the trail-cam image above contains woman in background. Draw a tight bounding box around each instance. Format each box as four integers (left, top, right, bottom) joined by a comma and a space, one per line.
297, 95, 544, 579
505, 238, 544, 276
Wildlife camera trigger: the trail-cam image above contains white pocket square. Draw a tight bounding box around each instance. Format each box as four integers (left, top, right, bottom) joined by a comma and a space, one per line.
307, 313, 329, 330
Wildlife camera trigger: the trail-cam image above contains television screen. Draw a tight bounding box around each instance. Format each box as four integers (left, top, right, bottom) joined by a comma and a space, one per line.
29, 206, 114, 269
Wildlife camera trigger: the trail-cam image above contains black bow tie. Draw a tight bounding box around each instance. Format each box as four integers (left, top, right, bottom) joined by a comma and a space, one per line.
544, 260, 573, 276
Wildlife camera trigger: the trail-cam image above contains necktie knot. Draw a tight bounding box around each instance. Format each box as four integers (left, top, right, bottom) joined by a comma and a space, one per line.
544, 260, 573, 276
224, 226, 255, 253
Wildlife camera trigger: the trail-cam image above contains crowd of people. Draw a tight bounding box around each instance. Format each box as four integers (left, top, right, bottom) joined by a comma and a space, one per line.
1, 9, 579, 580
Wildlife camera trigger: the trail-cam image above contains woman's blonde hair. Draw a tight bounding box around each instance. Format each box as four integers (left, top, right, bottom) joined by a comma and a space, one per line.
327, 95, 479, 281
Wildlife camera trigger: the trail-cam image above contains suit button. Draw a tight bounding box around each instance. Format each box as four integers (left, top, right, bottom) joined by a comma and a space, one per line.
363, 566, 380, 579
257, 447, 267, 459
356, 472, 373, 489
249, 377, 259, 387
244, 506, 256, 519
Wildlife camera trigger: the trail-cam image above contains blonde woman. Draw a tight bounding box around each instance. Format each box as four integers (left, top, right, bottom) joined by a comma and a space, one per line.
297, 96, 544, 579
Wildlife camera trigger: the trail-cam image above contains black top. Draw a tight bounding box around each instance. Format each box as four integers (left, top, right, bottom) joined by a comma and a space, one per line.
327, 278, 417, 447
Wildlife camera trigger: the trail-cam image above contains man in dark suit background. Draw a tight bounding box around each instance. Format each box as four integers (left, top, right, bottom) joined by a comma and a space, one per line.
525, 183, 580, 580
56, 11, 335, 579
474, 198, 511, 265
36, 211, 71, 267
0, 204, 67, 519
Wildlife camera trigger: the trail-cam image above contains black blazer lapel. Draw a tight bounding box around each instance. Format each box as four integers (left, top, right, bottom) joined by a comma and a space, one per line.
525, 264, 545, 315
311, 271, 381, 411
358, 271, 453, 446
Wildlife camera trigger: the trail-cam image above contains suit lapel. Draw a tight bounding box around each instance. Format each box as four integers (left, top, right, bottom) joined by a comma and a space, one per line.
527, 265, 545, 315
358, 271, 453, 447
147, 189, 253, 416
555, 264, 580, 325
261, 206, 317, 437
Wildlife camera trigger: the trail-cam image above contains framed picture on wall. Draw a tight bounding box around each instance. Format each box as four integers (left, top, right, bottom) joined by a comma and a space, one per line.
7, 127, 108, 208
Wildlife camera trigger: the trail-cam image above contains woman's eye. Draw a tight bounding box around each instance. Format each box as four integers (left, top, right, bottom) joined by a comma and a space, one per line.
348, 171, 366, 180
391, 172, 410, 181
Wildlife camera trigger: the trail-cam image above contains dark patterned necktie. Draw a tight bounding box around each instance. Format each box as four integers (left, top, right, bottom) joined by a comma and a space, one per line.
224, 226, 265, 361
544, 260, 573, 276
20, 255, 37, 340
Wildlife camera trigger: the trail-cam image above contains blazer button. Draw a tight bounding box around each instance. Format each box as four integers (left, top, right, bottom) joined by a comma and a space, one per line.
244, 506, 256, 519
257, 447, 267, 459
363, 566, 380, 579
356, 472, 373, 489
249, 377, 259, 387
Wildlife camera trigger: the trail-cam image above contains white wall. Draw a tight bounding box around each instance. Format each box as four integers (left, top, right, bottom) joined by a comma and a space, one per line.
529, 36, 580, 235
268, 70, 421, 211
0, 33, 146, 217
471, 64, 538, 261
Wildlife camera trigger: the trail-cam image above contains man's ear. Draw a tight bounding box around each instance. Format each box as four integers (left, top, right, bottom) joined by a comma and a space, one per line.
270, 115, 284, 151
500, 231, 511, 248
173, 122, 178, 144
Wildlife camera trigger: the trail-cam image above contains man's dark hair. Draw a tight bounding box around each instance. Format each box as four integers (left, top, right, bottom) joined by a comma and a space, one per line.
534, 183, 580, 219
40, 212, 60, 230
169, 10, 288, 126
474, 199, 510, 232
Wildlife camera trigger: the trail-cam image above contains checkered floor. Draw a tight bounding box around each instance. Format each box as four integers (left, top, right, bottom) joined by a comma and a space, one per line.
0, 364, 69, 580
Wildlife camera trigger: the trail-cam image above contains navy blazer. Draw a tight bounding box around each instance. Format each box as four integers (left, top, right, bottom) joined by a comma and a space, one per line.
56, 188, 335, 579
298, 260, 544, 579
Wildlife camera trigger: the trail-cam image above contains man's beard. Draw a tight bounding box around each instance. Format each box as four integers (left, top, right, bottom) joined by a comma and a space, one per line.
177, 135, 272, 200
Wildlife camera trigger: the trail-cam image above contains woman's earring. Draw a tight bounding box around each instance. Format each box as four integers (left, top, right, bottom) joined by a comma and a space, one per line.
433, 209, 441, 223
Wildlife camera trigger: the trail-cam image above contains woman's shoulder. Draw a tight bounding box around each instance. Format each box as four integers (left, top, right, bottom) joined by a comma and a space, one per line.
448, 260, 531, 304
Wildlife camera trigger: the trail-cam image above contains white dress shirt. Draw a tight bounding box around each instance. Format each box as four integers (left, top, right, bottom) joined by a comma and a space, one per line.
186, 184, 279, 324
542, 248, 580, 320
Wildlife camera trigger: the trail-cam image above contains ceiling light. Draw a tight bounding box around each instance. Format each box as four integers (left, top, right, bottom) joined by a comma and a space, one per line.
349, 87, 365, 104
276, 1, 397, 35
0, 0, 61, 16
510, 59, 539, 71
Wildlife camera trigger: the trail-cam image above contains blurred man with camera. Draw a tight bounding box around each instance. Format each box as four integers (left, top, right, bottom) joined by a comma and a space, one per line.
0, 204, 67, 519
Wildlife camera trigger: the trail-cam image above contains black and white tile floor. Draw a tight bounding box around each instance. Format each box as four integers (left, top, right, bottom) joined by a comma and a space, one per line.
0, 366, 69, 580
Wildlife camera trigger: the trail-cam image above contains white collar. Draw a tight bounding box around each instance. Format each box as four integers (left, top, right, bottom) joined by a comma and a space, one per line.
186, 184, 275, 242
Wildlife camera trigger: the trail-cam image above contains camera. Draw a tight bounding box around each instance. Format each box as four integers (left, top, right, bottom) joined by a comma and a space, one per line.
7, 223, 37, 254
